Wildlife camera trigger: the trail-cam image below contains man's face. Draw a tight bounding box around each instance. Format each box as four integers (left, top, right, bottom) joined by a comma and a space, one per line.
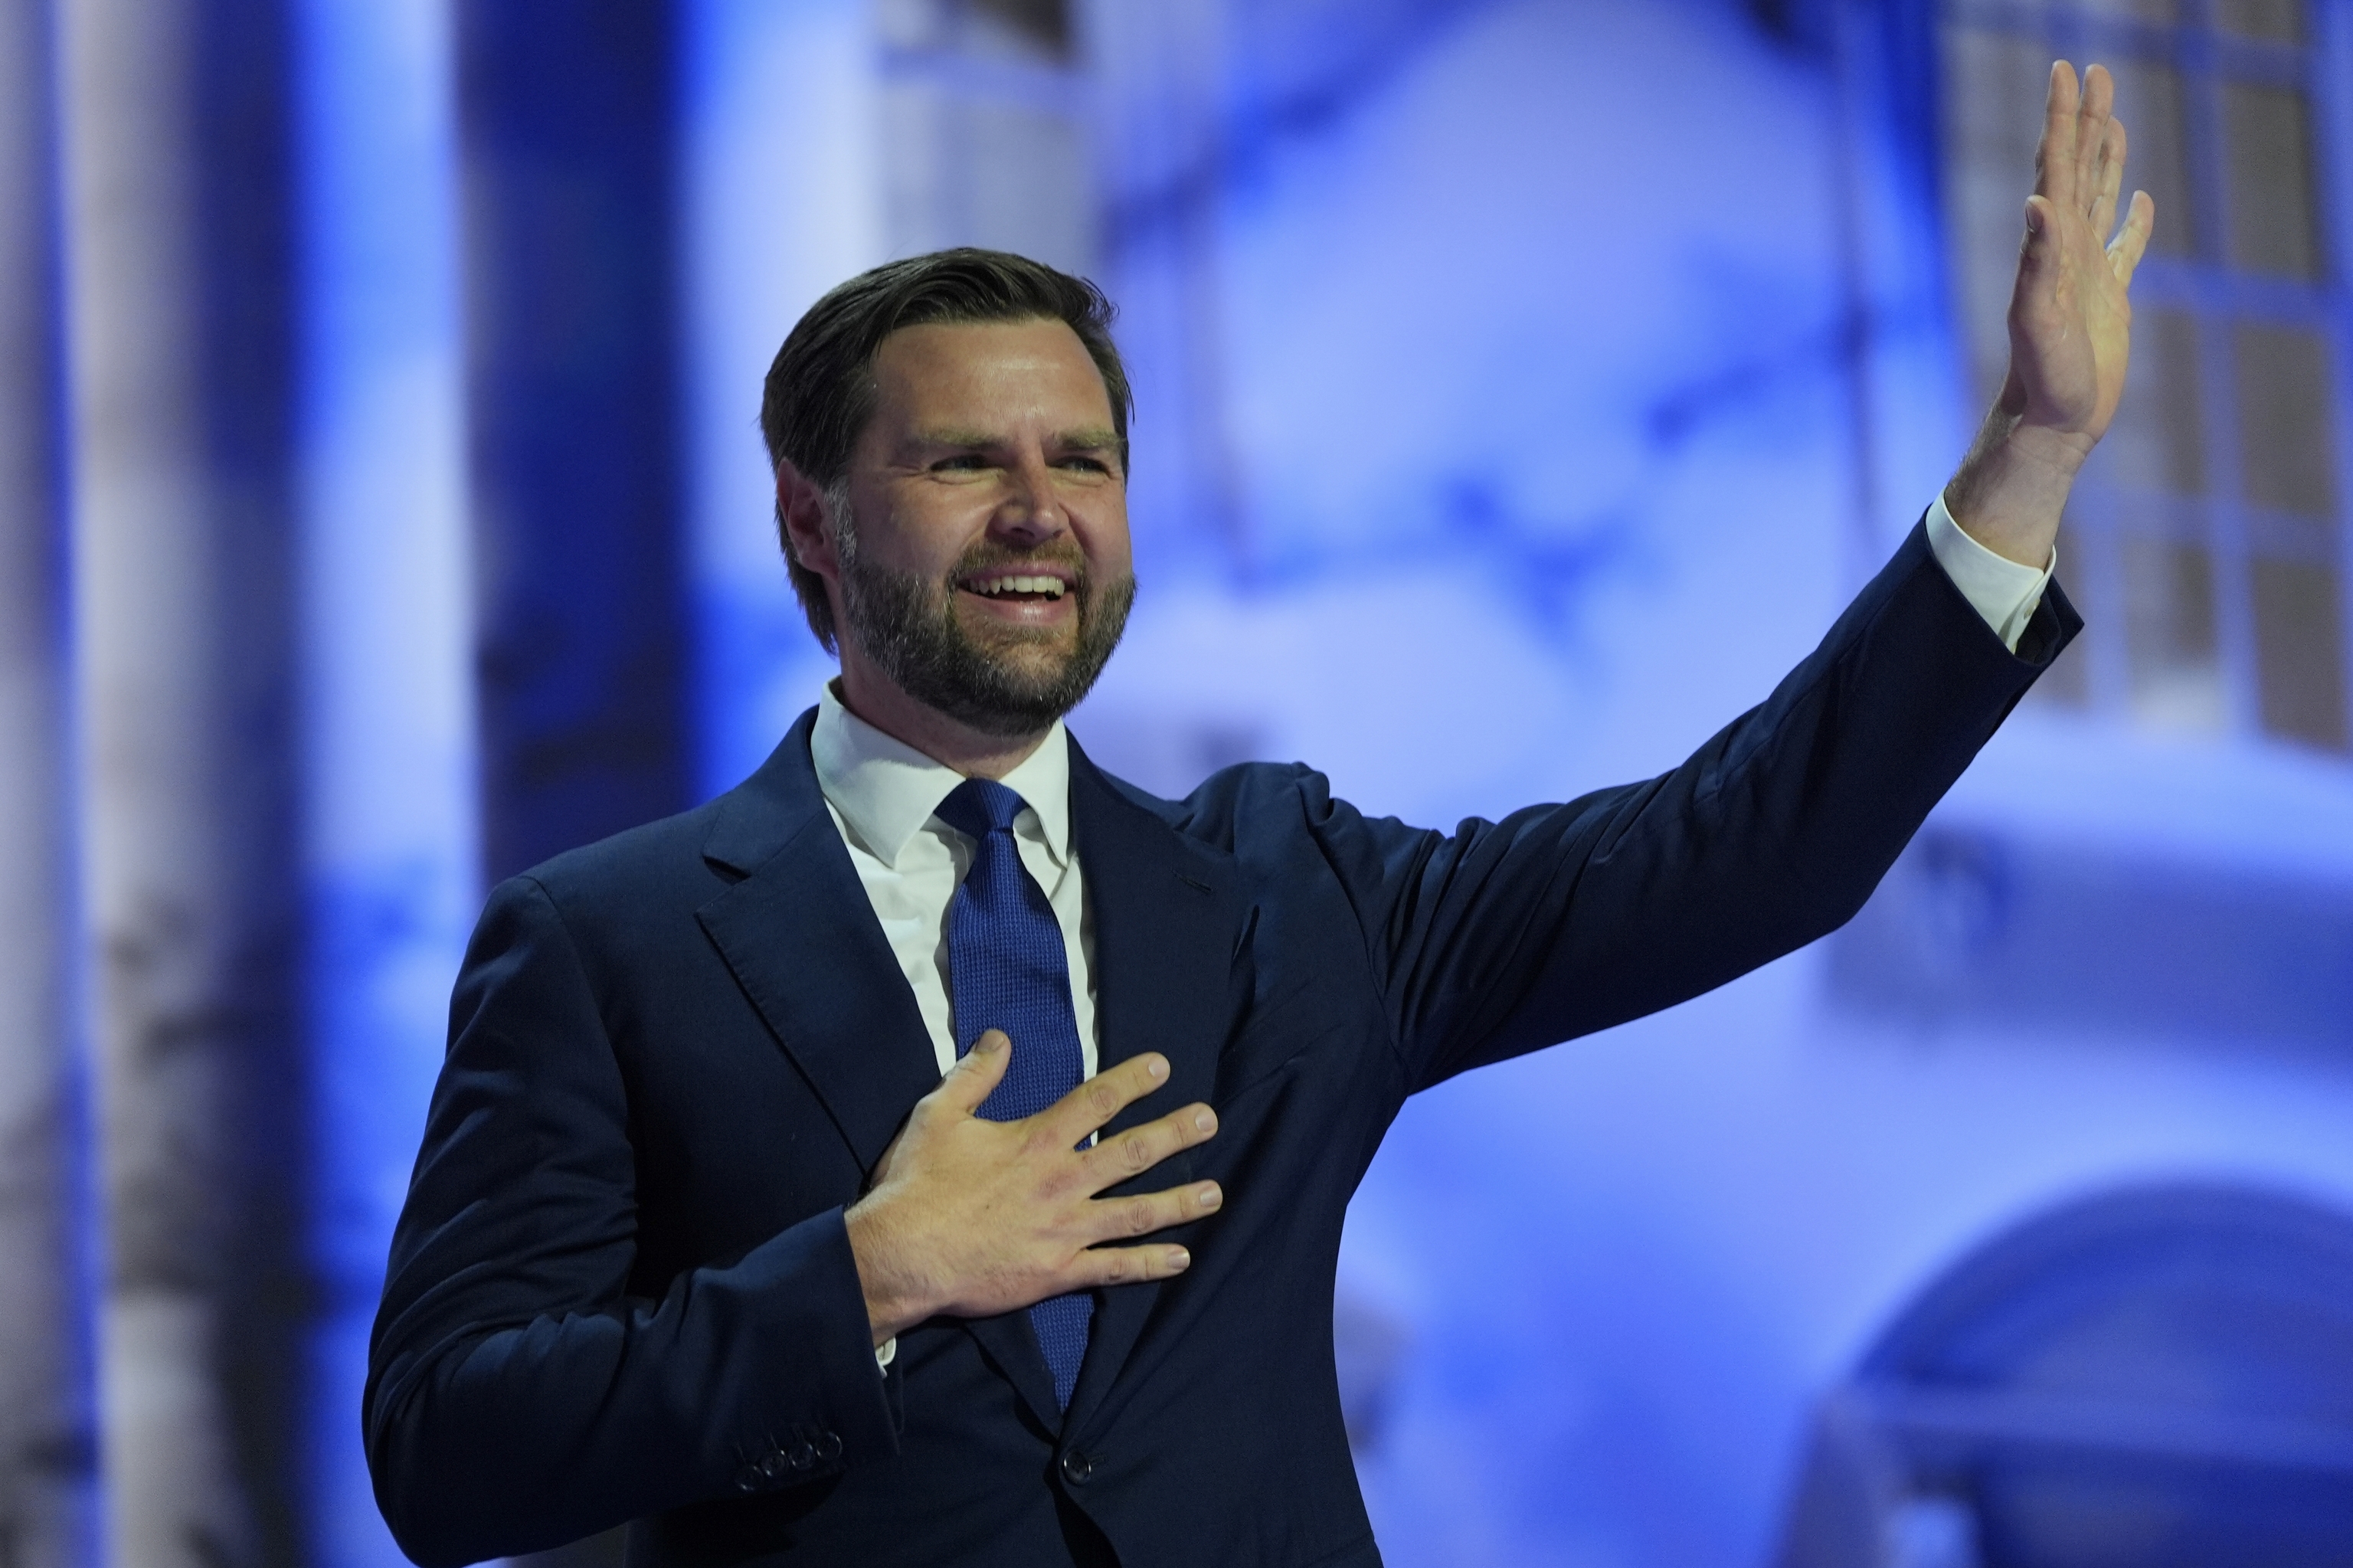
827, 318, 1135, 738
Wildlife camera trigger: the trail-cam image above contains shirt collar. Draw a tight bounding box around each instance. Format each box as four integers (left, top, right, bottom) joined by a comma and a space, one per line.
810, 683, 1072, 869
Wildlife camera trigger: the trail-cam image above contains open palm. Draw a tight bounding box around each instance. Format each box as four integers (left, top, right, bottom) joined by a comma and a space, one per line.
1948, 60, 2158, 566
2003, 61, 2156, 453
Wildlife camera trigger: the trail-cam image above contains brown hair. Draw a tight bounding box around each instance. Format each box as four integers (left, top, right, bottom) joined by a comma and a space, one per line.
759, 248, 1132, 652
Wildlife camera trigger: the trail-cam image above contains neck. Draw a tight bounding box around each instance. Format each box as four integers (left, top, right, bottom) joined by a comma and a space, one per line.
834, 661, 1052, 781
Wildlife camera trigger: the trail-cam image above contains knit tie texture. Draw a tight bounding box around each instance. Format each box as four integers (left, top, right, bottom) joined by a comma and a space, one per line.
937, 776, 1093, 1410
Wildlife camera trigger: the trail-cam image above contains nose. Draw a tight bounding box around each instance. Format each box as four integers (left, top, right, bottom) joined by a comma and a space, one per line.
993, 450, 1067, 542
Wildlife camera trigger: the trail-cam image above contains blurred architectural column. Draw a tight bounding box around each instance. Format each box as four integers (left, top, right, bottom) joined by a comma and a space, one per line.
1826, 0, 1972, 586
460, 0, 689, 882
1082, 0, 1239, 577
679, 0, 887, 797
56, 1, 310, 1564
0, 1, 99, 1563
876, 0, 1095, 270
293, 2, 473, 1565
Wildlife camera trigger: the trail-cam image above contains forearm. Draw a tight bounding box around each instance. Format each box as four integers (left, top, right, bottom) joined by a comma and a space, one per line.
368, 879, 898, 1564
1371, 517, 2079, 1087
367, 1207, 894, 1567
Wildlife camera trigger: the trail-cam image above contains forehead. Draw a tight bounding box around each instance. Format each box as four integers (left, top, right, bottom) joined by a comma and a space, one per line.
865, 318, 1114, 433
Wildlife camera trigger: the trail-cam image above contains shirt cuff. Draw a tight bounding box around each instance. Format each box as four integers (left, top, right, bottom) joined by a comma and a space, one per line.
1926, 492, 2054, 654
875, 1337, 897, 1370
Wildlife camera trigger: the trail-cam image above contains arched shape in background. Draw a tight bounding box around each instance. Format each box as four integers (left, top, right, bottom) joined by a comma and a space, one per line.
1777, 1182, 2353, 1568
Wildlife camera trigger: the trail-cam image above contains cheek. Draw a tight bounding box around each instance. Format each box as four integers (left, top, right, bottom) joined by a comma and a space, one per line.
866, 497, 983, 580
1078, 499, 1134, 578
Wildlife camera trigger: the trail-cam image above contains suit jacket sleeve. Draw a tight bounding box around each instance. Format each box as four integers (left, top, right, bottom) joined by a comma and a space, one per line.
364, 874, 898, 1568
1306, 519, 2079, 1092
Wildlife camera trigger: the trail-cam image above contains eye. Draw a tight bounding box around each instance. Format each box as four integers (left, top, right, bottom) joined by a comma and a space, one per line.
931, 453, 989, 473
1059, 455, 1111, 474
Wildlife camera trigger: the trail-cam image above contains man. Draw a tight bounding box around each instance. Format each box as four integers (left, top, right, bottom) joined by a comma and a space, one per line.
367, 63, 2151, 1568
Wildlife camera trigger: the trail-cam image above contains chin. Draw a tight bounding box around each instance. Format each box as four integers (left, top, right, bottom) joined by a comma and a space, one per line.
989, 640, 1081, 680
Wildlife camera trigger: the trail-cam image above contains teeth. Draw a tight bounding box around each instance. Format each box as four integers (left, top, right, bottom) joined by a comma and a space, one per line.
971, 574, 1065, 597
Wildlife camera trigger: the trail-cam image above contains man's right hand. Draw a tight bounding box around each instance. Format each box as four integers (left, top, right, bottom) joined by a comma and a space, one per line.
842, 1030, 1222, 1344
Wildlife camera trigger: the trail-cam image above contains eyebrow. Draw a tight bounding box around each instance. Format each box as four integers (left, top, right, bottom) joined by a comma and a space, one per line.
915, 426, 1121, 452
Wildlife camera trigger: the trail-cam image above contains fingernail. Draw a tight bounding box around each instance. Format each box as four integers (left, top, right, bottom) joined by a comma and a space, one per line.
1194, 1109, 1216, 1133
1146, 1056, 1167, 1080
1167, 1247, 1190, 1271
1199, 1185, 1222, 1210
980, 1032, 1006, 1053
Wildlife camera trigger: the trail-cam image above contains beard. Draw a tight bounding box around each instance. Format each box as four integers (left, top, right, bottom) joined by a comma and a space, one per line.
836, 524, 1136, 739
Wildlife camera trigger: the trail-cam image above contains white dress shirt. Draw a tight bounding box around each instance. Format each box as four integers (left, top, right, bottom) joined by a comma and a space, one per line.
1923, 492, 2054, 653
811, 499, 2050, 1364
810, 690, 1099, 1079
810, 692, 1098, 1368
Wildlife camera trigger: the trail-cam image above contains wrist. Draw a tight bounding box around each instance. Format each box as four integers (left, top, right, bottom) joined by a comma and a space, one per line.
1944, 405, 2085, 568
843, 1196, 934, 1346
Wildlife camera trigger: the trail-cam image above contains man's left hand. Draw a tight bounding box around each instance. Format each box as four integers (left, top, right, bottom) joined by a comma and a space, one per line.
1946, 59, 2157, 568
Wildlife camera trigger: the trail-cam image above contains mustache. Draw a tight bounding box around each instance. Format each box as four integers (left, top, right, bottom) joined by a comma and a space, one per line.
945, 541, 1092, 590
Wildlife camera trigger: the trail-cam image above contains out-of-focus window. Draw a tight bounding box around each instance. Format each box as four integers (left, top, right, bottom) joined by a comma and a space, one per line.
1940, 0, 2350, 751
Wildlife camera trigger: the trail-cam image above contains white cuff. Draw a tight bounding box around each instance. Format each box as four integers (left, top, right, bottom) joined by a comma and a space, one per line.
1926, 493, 2054, 654
875, 1336, 897, 1370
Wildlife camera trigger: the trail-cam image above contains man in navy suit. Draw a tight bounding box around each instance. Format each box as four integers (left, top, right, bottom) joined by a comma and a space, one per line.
367, 63, 2152, 1568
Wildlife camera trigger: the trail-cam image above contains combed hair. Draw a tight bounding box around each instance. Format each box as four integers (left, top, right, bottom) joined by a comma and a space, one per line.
759, 248, 1133, 652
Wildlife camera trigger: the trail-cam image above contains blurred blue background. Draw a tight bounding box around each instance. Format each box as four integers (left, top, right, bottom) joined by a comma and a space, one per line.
5, 1, 2353, 1565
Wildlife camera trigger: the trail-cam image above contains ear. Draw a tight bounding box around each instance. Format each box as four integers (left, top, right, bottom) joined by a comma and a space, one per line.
776, 459, 843, 588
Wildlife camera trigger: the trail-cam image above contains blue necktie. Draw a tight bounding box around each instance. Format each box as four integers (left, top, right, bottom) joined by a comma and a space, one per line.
936, 777, 1093, 1411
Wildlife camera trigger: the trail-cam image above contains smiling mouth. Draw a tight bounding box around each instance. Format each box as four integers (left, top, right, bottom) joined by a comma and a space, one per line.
961, 573, 1070, 603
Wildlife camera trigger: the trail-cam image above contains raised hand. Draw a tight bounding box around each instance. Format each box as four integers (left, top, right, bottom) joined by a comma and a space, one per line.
843, 1030, 1222, 1344
1947, 60, 2157, 567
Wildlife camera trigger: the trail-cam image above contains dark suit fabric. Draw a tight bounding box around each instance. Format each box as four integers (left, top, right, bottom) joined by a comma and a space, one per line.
365, 523, 2077, 1567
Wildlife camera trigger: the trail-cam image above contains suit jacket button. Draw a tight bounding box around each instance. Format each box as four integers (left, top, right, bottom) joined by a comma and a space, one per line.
1059, 1449, 1095, 1486
815, 1431, 843, 1462
787, 1439, 817, 1470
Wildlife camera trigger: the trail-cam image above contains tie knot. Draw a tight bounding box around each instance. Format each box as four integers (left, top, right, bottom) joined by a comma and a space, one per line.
937, 776, 1026, 840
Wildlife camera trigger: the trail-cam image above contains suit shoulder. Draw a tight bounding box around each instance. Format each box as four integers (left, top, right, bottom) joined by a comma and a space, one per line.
1097, 758, 1347, 849
499, 797, 731, 920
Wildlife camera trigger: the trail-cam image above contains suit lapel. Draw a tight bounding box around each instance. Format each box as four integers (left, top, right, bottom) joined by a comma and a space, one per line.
694, 715, 1242, 1435
698, 712, 1067, 1428
695, 712, 940, 1176
1060, 741, 1246, 1433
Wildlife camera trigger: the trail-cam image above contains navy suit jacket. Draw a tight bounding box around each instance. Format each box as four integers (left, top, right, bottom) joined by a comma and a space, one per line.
365, 525, 2076, 1567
